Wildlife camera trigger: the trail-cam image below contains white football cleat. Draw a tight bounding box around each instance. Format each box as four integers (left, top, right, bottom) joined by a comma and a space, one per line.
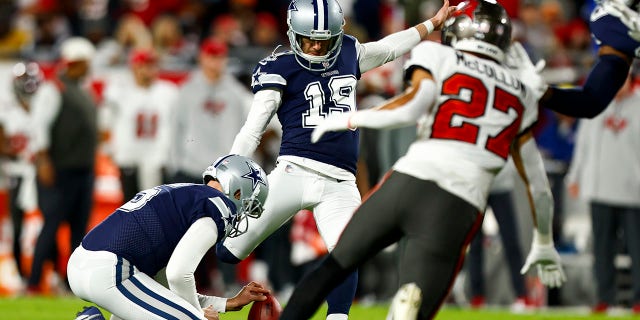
386, 283, 422, 320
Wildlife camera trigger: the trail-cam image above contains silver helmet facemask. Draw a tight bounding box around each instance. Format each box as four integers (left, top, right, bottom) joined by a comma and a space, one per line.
287, 0, 345, 71
203, 155, 269, 238
441, 0, 512, 63
12, 62, 43, 105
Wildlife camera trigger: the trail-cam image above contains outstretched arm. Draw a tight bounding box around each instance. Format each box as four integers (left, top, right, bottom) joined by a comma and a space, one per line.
311, 68, 436, 143
540, 46, 630, 118
357, 0, 454, 73
537, 0, 637, 118
511, 131, 566, 288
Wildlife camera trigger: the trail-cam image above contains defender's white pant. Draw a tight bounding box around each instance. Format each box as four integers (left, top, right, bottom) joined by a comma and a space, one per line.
67, 246, 206, 320
224, 160, 361, 259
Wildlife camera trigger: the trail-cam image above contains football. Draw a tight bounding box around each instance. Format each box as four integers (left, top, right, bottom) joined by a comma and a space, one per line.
247, 294, 282, 320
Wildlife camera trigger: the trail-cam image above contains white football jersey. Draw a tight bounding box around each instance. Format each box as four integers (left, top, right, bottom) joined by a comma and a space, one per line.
102, 76, 179, 168
394, 41, 539, 211
171, 71, 252, 177
0, 99, 36, 176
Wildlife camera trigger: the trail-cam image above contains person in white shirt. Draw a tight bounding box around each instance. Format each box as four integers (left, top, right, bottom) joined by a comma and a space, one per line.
100, 47, 179, 202
566, 73, 640, 314
169, 39, 252, 184
0, 61, 42, 279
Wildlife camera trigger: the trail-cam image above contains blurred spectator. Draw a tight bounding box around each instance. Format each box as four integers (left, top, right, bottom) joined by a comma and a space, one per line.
115, 0, 184, 27
104, 14, 153, 67
28, 37, 98, 293
0, 1, 32, 60
467, 160, 531, 312
232, 12, 284, 84
566, 74, 640, 314
74, 0, 114, 40
0, 62, 42, 279
100, 48, 178, 202
169, 39, 250, 184
150, 14, 198, 71
518, 2, 557, 63
209, 14, 248, 48
208, 14, 249, 78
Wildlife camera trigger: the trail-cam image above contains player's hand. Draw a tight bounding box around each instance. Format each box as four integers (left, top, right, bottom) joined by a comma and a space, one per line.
36, 155, 55, 187
521, 242, 567, 288
226, 281, 270, 311
311, 112, 353, 143
602, 0, 640, 41
506, 41, 548, 101
202, 305, 219, 320
429, 0, 456, 31
567, 183, 580, 199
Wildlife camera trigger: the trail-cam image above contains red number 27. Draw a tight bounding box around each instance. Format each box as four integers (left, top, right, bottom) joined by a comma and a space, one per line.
431, 73, 524, 159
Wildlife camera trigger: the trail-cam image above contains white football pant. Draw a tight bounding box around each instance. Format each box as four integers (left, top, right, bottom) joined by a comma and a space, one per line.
67, 246, 206, 320
223, 160, 361, 259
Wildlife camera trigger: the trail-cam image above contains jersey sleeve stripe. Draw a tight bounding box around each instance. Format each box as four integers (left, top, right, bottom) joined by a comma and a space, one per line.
209, 197, 231, 219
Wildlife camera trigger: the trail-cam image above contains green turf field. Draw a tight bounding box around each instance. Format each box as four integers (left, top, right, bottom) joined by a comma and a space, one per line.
0, 296, 638, 320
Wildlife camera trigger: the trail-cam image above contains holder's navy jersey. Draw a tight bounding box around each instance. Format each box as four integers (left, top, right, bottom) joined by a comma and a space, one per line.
81, 183, 234, 276
251, 35, 361, 174
591, 4, 640, 57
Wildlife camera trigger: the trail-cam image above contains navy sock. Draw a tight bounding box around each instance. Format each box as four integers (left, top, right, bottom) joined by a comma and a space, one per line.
326, 270, 358, 315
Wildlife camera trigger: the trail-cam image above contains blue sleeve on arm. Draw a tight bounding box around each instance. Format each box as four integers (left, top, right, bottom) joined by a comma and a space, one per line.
540, 54, 630, 118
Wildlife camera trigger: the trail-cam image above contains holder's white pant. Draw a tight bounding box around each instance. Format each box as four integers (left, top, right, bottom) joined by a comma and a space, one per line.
67, 246, 205, 320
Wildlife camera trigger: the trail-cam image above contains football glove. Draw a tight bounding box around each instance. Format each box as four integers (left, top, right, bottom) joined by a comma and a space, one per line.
311, 112, 353, 143
601, 0, 640, 42
506, 41, 548, 101
521, 242, 567, 288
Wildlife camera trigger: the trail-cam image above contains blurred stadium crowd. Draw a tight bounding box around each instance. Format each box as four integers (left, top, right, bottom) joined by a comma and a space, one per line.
0, 0, 638, 315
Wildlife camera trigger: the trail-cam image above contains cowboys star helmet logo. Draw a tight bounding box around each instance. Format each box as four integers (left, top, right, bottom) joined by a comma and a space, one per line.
242, 162, 267, 189
288, 0, 298, 11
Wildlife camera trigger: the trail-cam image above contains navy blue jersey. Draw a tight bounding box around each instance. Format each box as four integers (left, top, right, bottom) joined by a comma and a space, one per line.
82, 183, 234, 276
591, 5, 640, 57
251, 35, 361, 174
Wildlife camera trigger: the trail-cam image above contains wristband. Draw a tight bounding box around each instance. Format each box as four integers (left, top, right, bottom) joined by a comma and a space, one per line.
422, 20, 435, 35
533, 229, 553, 246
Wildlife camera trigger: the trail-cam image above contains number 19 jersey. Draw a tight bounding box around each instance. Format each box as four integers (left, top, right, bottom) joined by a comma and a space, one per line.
394, 41, 539, 211
251, 35, 361, 174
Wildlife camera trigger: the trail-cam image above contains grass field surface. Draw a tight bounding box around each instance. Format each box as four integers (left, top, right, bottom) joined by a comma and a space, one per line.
0, 296, 638, 320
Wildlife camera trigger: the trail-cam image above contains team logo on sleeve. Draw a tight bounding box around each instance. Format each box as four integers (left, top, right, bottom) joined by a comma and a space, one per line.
252, 67, 266, 86
242, 162, 267, 189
